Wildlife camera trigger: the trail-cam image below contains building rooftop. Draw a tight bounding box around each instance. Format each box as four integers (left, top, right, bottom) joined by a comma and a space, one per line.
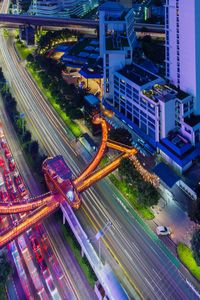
84, 94, 99, 106
152, 162, 180, 188
185, 114, 200, 127
99, 2, 124, 13
168, 83, 190, 100
161, 132, 193, 157
142, 83, 177, 103
66, 38, 100, 64
118, 63, 159, 86
106, 35, 129, 51
79, 56, 103, 79
99, 2, 128, 21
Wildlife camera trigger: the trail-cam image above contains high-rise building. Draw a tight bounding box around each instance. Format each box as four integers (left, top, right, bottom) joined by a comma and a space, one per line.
99, 2, 136, 99
165, 0, 200, 115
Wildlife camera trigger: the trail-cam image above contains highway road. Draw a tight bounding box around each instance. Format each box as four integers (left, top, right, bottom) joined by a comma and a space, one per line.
0, 91, 96, 299
0, 31, 199, 299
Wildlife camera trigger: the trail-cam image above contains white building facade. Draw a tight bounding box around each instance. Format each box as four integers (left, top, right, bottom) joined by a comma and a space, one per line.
165, 0, 200, 115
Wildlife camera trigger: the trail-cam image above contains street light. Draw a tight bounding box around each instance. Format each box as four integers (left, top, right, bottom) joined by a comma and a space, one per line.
94, 220, 112, 262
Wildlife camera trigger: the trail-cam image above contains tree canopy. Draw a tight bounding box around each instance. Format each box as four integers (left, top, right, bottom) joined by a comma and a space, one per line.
0, 253, 11, 284
118, 158, 159, 207
38, 29, 77, 52
0, 254, 12, 300
188, 198, 200, 224
109, 128, 132, 146
191, 229, 200, 266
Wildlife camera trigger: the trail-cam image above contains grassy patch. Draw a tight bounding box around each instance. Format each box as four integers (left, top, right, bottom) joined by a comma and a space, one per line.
53, 211, 97, 286
3, 29, 9, 38
27, 64, 82, 137
109, 174, 154, 220
15, 41, 35, 60
99, 155, 109, 168
177, 243, 200, 281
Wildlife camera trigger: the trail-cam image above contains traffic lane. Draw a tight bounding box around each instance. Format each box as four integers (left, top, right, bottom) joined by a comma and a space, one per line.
95, 180, 196, 299
78, 181, 197, 300
45, 215, 97, 300
34, 224, 76, 300
0, 98, 41, 195
0, 55, 86, 300
7, 250, 27, 300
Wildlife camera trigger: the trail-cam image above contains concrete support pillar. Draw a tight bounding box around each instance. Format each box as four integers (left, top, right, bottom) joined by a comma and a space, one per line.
63, 213, 65, 225
81, 247, 84, 258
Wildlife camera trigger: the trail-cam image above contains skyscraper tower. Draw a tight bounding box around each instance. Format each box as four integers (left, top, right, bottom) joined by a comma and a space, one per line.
165, 0, 200, 115
99, 2, 136, 100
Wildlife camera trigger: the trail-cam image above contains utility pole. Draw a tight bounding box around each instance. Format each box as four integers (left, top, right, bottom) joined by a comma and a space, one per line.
95, 220, 112, 262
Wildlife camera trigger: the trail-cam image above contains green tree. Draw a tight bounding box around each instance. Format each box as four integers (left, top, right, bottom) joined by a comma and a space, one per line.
109, 128, 132, 146
26, 53, 34, 63
189, 198, 200, 224
191, 229, 200, 266
137, 181, 159, 207
118, 158, 140, 184
23, 130, 32, 143
29, 141, 39, 156
0, 282, 7, 300
0, 253, 11, 299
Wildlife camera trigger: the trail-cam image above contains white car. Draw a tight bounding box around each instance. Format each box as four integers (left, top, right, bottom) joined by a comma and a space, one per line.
156, 226, 171, 236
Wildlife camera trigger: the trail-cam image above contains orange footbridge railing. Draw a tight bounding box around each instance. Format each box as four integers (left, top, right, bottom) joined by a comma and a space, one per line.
0, 193, 60, 214
73, 116, 108, 186
0, 201, 60, 248
0, 115, 159, 247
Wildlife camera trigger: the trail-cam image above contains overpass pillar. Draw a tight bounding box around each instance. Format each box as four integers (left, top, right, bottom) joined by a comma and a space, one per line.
35, 25, 42, 36
63, 213, 66, 225
81, 247, 84, 258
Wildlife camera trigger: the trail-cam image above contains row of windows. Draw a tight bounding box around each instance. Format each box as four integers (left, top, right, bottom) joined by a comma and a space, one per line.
114, 92, 156, 115
114, 76, 139, 95
113, 99, 155, 128
105, 98, 156, 139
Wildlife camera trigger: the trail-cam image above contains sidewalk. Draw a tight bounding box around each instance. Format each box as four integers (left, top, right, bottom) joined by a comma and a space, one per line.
150, 197, 196, 246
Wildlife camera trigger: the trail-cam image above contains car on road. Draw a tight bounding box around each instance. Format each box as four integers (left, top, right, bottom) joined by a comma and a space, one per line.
14, 171, 22, 186
10, 188, 19, 202
1, 138, 7, 149
0, 172, 4, 187
156, 226, 171, 236
46, 275, 61, 299
39, 260, 47, 272
0, 188, 9, 202
52, 258, 64, 280
5, 173, 12, 184
30, 236, 44, 264
8, 157, 16, 171
5, 174, 12, 189
18, 184, 28, 196
4, 147, 11, 159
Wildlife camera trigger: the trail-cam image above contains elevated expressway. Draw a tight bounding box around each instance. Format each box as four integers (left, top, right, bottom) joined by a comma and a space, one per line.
0, 14, 165, 34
